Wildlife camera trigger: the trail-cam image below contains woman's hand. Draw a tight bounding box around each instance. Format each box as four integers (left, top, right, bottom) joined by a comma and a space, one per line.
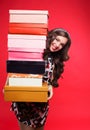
48, 85, 53, 100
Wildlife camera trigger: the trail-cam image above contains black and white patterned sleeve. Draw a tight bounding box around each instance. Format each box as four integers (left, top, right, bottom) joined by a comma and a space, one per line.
43, 57, 53, 85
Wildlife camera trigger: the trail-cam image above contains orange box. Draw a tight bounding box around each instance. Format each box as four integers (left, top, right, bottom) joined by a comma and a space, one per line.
4, 78, 48, 102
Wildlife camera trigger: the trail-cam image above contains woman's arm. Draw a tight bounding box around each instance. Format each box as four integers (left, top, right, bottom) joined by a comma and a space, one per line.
48, 64, 54, 100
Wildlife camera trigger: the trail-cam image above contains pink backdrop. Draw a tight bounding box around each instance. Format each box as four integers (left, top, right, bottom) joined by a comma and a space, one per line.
0, 0, 90, 130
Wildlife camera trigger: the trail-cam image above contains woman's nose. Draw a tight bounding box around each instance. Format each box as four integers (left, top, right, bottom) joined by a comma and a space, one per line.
54, 40, 60, 47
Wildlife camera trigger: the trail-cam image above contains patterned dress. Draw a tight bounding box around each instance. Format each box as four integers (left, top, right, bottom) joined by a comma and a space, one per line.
11, 58, 53, 128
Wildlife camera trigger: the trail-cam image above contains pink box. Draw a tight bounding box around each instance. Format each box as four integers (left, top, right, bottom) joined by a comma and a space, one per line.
8, 51, 43, 61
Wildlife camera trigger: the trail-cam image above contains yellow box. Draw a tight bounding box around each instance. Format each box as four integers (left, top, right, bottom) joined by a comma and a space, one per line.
4, 79, 48, 102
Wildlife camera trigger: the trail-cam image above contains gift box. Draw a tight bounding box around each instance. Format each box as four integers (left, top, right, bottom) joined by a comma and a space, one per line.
4, 10, 49, 103
7, 60, 45, 74
4, 78, 48, 102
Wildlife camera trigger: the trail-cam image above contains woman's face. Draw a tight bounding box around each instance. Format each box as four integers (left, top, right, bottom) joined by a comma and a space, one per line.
50, 35, 68, 52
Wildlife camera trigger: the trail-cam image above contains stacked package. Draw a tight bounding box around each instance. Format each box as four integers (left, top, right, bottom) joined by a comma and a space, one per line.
4, 10, 49, 102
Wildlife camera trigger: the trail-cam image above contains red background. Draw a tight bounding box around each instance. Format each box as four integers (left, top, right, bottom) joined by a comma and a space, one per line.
0, 0, 90, 130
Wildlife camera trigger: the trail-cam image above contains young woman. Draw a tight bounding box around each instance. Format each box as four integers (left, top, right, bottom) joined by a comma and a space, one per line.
11, 28, 71, 130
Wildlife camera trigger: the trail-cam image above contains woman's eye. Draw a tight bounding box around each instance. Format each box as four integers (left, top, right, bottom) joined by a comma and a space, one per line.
56, 38, 60, 42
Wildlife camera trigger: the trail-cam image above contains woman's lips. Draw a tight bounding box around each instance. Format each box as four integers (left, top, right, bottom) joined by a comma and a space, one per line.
52, 46, 57, 50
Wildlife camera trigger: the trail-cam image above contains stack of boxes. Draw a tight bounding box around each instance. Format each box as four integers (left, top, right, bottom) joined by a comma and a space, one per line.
4, 10, 49, 102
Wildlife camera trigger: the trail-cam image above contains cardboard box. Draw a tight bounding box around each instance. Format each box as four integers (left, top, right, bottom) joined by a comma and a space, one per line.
4, 79, 48, 102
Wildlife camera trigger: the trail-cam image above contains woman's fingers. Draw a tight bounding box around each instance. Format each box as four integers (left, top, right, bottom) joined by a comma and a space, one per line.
48, 85, 53, 100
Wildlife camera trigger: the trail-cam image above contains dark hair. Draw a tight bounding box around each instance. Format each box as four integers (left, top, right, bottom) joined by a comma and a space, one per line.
43, 28, 71, 87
